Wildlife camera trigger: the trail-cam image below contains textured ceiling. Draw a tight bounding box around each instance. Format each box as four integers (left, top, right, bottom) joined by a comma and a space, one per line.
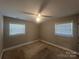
0, 0, 79, 22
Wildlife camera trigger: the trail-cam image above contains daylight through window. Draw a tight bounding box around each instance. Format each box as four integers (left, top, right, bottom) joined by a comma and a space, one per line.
55, 23, 73, 37
9, 23, 25, 35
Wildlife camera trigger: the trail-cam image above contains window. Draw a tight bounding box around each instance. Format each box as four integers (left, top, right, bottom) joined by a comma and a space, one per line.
55, 23, 73, 37
9, 23, 25, 35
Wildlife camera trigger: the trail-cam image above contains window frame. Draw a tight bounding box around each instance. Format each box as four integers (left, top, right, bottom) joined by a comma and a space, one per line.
54, 22, 73, 37
9, 23, 26, 36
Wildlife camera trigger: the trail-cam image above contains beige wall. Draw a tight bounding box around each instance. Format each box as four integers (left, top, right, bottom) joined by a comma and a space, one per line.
40, 15, 78, 51
3, 14, 79, 51
0, 15, 3, 56
4, 17, 39, 48
75, 15, 79, 52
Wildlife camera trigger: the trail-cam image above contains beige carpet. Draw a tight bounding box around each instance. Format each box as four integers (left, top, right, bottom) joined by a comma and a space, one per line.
2, 41, 79, 59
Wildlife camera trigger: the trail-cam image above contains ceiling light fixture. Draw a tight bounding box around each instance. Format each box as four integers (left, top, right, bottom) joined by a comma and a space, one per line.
36, 14, 41, 23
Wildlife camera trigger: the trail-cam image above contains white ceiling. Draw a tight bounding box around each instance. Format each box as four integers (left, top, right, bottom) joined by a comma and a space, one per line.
0, 0, 79, 22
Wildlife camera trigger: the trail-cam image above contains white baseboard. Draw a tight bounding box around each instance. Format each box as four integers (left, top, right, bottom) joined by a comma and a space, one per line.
41, 40, 79, 55
0, 40, 39, 59
0, 51, 4, 59
3, 40, 39, 52
1, 40, 79, 59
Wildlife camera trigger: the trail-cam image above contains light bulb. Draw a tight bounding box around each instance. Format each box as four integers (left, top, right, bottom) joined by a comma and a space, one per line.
36, 14, 41, 23
36, 17, 40, 23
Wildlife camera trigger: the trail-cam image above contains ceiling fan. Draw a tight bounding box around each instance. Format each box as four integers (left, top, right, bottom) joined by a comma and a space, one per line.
21, 0, 53, 23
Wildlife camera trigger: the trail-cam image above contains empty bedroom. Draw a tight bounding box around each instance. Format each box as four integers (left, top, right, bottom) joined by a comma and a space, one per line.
0, 0, 79, 59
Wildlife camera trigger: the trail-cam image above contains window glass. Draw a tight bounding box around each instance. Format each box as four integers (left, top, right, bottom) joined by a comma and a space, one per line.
9, 23, 25, 35
55, 23, 73, 37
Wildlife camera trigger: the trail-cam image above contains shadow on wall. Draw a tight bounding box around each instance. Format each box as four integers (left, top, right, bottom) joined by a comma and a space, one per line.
40, 14, 79, 51
3, 16, 39, 48
0, 15, 3, 57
